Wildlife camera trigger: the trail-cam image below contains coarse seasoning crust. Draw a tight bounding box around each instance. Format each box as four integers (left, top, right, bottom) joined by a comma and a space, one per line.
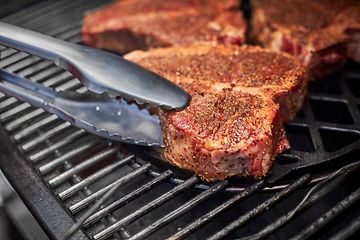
161, 91, 285, 180
125, 45, 306, 180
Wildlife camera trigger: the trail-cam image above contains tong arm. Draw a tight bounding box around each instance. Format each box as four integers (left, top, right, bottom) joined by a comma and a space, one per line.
0, 22, 191, 110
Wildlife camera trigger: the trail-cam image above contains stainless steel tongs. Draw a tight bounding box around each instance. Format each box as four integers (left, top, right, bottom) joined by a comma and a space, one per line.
0, 22, 190, 146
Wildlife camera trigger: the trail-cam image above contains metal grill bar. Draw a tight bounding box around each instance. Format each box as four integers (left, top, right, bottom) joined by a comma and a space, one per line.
0, 97, 17, 109
52, 79, 82, 91
15, 113, 64, 142
5, 108, 47, 131
0, 1, 95, 106
69, 163, 152, 214
4, 79, 86, 142
291, 186, 360, 240
60, 165, 136, 240
2, 0, 71, 24
0, 1, 96, 103
21, 122, 72, 151
1, 73, 77, 123
13, 115, 60, 142
16, 61, 58, 79
12, 87, 87, 140
338, 73, 360, 127
83, 170, 173, 227
48, 147, 118, 187
5, 108, 44, 131
128, 180, 229, 240
58, 155, 135, 200
208, 175, 311, 240
303, 101, 324, 152
26, 65, 64, 82
4, 0, 83, 26
0, 43, 79, 117
237, 163, 360, 240
167, 181, 265, 240
329, 214, 360, 240
3, 72, 78, 104
0, 25, 81, 70
312, 122, 359, 132
0, 47, 27, 61
5, 45, 67, 72
5, 0, 101, 36
38, 140, 98, 175
39, 72, 73, 88
28, 129, 86, 162
0, 53, 36, 69
93, 176, 199, 240
0, 103, 31, 121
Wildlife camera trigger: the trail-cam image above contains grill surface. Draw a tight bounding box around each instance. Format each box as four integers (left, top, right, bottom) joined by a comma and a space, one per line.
1, 0, 360, 239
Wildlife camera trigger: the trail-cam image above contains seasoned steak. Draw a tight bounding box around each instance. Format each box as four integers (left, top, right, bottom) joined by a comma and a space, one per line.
252, 0, 360, 79
82, 0, 246, 53
125, 45, 306, 180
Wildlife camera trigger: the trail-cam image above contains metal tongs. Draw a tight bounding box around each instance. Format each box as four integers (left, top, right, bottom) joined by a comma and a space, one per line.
0, 22, 190, 146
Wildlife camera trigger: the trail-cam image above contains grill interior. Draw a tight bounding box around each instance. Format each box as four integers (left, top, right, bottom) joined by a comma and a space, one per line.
1, 0, 360, 239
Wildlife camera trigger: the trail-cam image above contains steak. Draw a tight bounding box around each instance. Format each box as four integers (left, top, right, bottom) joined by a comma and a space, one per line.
252, 0, 360, 79
125, 45, 307, 180
82, 0, 246, 53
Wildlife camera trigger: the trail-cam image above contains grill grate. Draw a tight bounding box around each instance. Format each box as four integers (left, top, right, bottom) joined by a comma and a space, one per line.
0, 0, 360, 239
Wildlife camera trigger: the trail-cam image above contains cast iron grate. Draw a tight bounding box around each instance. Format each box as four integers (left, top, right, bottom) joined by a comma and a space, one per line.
0, 0, 360, 239
267, 63, 360, 182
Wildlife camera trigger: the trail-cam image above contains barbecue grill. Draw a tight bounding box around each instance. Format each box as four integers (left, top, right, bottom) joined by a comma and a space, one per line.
1, 0, 360, 239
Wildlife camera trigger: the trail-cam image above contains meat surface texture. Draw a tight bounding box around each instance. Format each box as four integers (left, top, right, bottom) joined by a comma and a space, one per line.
252, 0, 360, 79
82, 0, 246, 53
125, 45, 307, 180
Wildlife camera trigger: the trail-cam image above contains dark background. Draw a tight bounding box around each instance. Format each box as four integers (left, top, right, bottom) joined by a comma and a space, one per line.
0, 0, 40, 18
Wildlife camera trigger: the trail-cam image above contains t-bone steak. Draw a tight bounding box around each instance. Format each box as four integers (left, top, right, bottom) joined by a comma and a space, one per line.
125, 45, 307, 181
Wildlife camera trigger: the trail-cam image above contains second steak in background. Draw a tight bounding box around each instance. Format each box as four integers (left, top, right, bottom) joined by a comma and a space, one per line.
82, 0, 246, 53
252, 0, 360, 79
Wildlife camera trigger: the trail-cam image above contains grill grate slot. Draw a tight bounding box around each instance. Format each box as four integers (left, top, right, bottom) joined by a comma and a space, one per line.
21, 122, 73, 152
69, 163, 152, 214
233, 162, 360, 240
207, 175, 311, 240
291, 186, 360, 240
0, 0, 360, 240
128, 181, 228, 240
48, 147, 119, 187
167, 181, 266, 240
5, 108, 45, 131
83, 170, 174, 227
38, 140, 99, 175
58, 155, 135, 200
13, 115, 61, 142
93, 176, 198, 240
329, 214, 360, 240
28, 129, 87, 162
